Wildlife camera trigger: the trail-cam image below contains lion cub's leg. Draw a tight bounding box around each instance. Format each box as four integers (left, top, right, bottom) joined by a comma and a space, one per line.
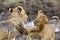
26, 32, 41, 40
49, 33, 55, 40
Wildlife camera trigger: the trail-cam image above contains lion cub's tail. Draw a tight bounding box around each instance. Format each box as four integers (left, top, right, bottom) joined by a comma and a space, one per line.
52, 16, 59, 30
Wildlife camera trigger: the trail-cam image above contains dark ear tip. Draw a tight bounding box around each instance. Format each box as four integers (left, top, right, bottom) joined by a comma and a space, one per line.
18, 7, 22, 12
39, 10, 43, 13
9, 8, 13, 12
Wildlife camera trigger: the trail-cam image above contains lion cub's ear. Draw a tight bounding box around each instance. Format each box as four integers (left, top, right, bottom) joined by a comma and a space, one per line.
38, 10, 44, 16
38, 10, 43, 14
37, 10, 44, 18
17, 6, 22, 12
9, 8, 13, 13
52, 16, 59, 21
16, 6, 23, 12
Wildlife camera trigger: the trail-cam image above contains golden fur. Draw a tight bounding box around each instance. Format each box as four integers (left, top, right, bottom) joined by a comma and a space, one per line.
23, 10, 59, 40
0, 6, 28, 40
22, 10, 49, 33
0, 28, 8, 40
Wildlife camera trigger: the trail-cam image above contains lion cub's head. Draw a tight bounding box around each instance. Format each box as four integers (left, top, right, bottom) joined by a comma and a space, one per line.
34, 10, 49, 27
9, 6, 28, 22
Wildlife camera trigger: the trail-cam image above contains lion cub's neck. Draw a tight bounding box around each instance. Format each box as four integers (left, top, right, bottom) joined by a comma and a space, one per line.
6, 17, 21, 26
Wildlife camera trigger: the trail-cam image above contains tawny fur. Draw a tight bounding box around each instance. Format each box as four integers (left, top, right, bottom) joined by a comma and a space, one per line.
0, 6, 28, 40
22, 10, 59, 40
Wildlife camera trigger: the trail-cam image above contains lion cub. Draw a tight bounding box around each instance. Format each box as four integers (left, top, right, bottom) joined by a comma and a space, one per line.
0, 6, 28, 40
23, 10, 59, 40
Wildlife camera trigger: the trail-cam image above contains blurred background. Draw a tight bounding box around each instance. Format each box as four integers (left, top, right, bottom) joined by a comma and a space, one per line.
0, 0, 60, 40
